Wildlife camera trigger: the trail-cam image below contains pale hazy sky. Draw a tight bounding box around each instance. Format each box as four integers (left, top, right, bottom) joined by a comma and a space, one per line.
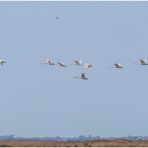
0, 1, 148, 137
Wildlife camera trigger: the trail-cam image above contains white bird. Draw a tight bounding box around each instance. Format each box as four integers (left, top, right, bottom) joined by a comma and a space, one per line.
82, 63, 93, 69
0, 59, 6, 65
110, 63, 123, 69
75, 60, 82, 65
139, 58, 148, 65
70, 60, 82, 66
74, 73, 88, 80
40, 59, 55, 66
57, 62, 67, 67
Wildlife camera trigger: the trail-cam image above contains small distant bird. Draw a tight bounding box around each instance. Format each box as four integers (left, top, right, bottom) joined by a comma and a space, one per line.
82, 64, 93, 69
0, 59, 6, 65
109, 63, 123, 69
114, 63, 123, 68
75, 60, 82, 65
74, 73, 88, 80
70, 60, 82, 66
113, 63, 123, 68
40, 59, 55, 66
57, 62, 67, 67
140, 58, 148, 65
134, 58, 148, 65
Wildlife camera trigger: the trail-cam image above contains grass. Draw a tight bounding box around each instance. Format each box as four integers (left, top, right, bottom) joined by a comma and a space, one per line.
0, 140, 148, 147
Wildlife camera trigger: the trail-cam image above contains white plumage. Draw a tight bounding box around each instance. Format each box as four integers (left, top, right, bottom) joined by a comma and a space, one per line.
40, 59, 55, 66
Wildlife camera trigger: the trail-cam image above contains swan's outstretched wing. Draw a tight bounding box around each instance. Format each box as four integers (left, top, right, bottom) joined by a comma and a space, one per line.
83, 64, 93, 68
0, 59, 6, 65
57, 62, 67, 67
140, 59, 145, 64
114, 63, 117, 66
143, 58, 148, 63
74, 60, 82, 65
114, 63, 123, 68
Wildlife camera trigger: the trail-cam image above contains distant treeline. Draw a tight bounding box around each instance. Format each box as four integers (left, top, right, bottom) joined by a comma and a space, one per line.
0, 135, 148, 141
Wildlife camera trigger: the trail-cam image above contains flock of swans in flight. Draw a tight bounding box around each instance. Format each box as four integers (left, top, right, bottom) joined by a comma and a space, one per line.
40, 59, 93, 80
0, 58, 148, 80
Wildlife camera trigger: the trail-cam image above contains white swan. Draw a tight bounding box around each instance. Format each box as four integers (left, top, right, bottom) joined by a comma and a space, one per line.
40, 59, 55, 66
74, 73, 88, 80
57, 62, 67, 67
70, 60, 82, 66
75, 60, 82, 65
139, 58, 148, 65
82, 63, 93, 69
110, 63, 123, 69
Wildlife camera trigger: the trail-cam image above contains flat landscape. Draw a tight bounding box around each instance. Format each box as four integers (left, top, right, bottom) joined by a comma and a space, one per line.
0, 2, 148, 146
0, 140, 148, 147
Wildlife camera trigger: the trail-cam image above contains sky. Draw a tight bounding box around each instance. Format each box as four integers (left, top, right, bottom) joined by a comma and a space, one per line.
0, 1, 148, 138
